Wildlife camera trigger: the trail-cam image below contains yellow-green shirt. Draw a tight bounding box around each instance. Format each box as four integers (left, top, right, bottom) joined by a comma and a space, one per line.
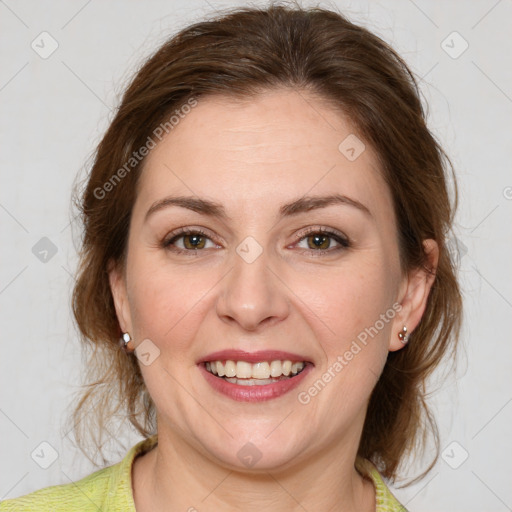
0, 436, 406, 511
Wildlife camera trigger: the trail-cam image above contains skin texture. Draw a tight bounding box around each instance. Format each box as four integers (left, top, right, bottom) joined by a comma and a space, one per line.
109, 89, 438, 511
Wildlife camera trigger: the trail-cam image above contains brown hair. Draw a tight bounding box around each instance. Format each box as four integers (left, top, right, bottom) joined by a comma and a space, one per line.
70, 3, 462, 483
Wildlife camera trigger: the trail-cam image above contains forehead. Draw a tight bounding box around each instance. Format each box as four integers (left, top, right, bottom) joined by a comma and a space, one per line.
135, 89, 394, 223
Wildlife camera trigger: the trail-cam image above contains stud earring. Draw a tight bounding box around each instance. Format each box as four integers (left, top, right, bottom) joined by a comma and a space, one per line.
120, 332, 135, 353
397, 326, 409, 344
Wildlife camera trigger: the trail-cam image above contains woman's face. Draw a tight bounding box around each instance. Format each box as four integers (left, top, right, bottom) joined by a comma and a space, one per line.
110, 89, 430, 471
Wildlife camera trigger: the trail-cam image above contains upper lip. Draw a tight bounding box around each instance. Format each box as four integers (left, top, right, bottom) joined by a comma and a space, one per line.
197, 349, 313, 365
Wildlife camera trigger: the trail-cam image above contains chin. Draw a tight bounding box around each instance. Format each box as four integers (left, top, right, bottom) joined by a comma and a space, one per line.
195, 427, 310, 473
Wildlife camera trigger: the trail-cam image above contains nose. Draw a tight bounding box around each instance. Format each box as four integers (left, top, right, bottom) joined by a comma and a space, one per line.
215, 248, 290, 331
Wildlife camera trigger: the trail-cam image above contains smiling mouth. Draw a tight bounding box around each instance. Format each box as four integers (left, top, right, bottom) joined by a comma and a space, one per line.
204, 359, 307, 386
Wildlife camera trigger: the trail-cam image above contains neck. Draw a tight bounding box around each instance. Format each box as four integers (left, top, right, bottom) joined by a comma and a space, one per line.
133, 425, 375, 512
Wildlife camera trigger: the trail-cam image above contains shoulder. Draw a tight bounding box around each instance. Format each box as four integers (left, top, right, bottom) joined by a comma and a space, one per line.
0, 465, 113, 512
356, 457, 408, 512
0, 436, 158, 512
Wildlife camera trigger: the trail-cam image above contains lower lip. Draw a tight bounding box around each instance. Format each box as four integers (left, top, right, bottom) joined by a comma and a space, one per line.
199, 363, 313, 402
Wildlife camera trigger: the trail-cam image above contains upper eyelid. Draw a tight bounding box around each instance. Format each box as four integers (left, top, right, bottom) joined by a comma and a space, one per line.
294, 226, 347, 238
165, 225, 346, 239
165, 226, 218, 241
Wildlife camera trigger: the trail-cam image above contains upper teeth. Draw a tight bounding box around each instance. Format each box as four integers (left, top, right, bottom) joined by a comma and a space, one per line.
206, 360, 305, 379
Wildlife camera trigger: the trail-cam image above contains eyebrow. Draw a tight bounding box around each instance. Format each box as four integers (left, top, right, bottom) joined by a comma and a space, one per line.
279, 193, 371, 217
145, 193, 371, 222
145, 196, 228, 221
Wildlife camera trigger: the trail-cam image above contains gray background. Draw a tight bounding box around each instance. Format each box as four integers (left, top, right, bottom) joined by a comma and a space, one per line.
1, 1, 511, 510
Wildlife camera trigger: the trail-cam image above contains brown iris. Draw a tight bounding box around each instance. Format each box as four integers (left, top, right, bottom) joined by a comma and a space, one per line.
307, 234, 330, 250
183, 234, 206, 249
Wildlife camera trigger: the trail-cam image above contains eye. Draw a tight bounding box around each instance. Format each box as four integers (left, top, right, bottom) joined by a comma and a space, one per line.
163, 228, 220, 254
295, 227, 350, 254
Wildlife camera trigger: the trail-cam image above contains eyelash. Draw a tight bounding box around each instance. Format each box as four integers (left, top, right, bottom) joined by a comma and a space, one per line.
162, 228, 216, 255
162, 227, 350, 256
294, 227, 350, 255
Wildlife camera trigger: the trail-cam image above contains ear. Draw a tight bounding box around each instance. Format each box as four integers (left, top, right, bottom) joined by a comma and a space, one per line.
389, 239, 439, 352
108, 259, 132, 334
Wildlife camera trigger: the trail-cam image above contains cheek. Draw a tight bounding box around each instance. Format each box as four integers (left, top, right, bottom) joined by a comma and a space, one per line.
292, 261, 397, 419
126, 254, 221, 355
293, 257, 396, 361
